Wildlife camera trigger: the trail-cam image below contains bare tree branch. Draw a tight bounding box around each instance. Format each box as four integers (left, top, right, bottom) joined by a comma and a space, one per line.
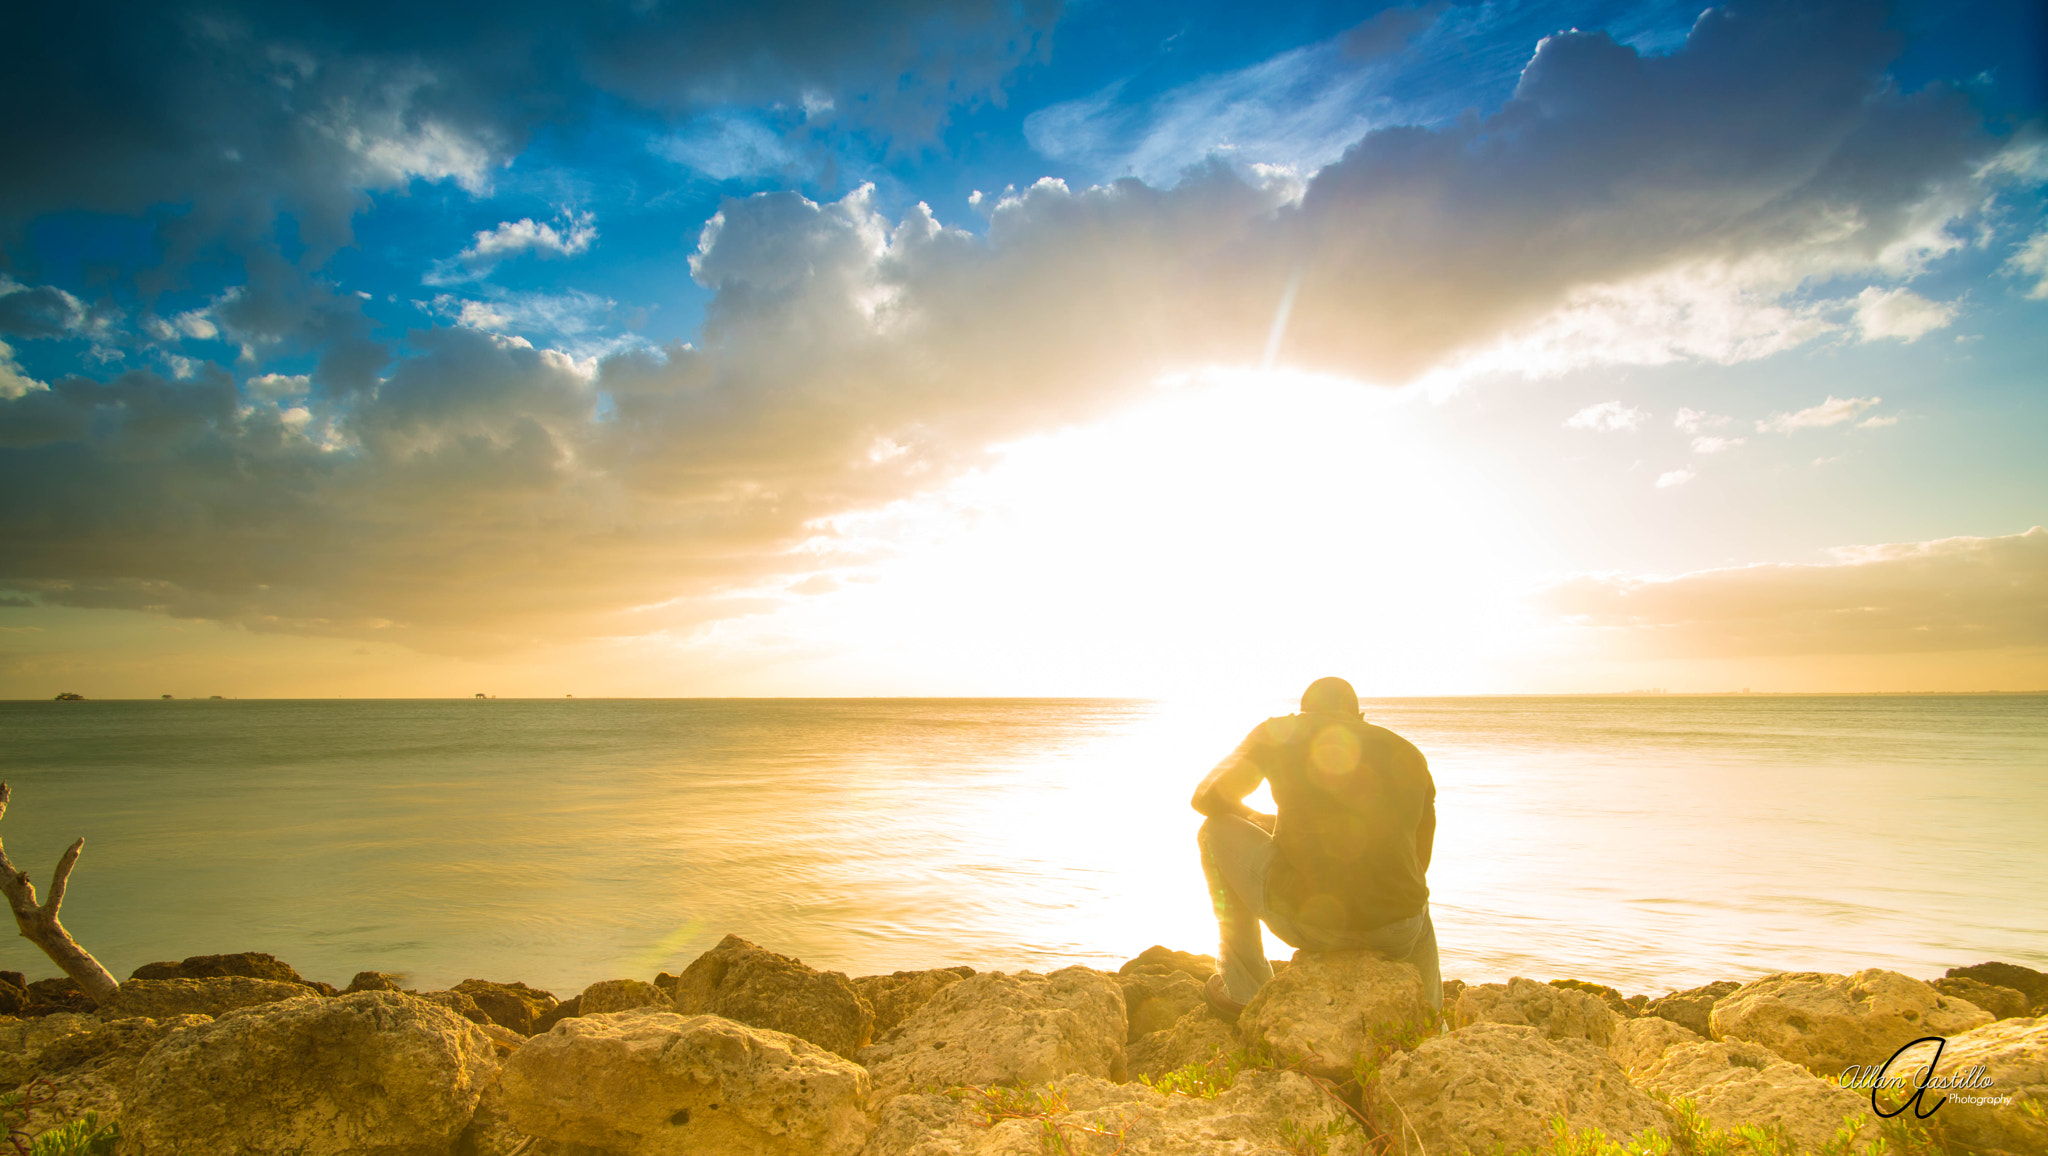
0, 783, 118, 1005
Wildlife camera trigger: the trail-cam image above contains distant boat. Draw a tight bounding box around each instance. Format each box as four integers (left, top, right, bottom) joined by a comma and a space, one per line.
54, 692, 84, 701
209, 695, 224, 700
475, 693, 487, 698
161, 694, 173, 699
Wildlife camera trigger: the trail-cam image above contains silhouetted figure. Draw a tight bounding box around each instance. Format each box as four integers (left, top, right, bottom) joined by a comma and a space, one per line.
1191, 676, 1439, 1016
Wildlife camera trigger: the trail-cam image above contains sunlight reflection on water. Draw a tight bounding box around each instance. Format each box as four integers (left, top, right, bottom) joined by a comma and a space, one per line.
0, 695, 2042, 997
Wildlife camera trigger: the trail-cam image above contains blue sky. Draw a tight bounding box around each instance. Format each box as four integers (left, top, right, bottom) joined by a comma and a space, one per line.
1, 0, 2043, 696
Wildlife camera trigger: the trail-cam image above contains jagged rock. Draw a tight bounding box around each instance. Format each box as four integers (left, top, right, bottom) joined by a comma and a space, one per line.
535, 995, 583, 1034
1607, 1016, 1702, 1074
96, 977, 310, 1021
24, 1015, 213, 1145
1900, 1015, 2047, 1155
669, 935, 874, 1060
1454, 977, 1620, 1047
419, 988, 495, 1026
1945, 962, 2048, 1008
1549, 979, 1637, 1018
1118, 971, 1205, 1042
1127, 1005, 1238, 1082
130, 951, 334, 994
1239, 950, 1428, 1082
852, 967, 975, 1038
1709, 969, 1994, 1073
502, 1008, 870, 1156
121, 991, 496, 1156
454, 979, 559, 1036
1645, 981, 1739, 1038
0, 1012, 98, 1087
860, 967, 1127, 1100
861, 1068, 1366, 1156
25, 977, 92, 1013
1117, 946, 1217, 984
1637, 1038, 1871, 1152
1440, 978, 1467, 1007
347, 971, 405, 993
1369, 1023, 1668, 1155
582, 979, 675, 1016
0, 974, 27, 1017
1933, 976, 2032, 1021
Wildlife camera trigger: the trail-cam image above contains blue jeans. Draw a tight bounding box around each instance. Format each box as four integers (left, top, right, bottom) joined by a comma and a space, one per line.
1198, 814, 1441, 1011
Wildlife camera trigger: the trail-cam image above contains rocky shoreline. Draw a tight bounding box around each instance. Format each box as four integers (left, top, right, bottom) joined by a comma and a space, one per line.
0, 938, 2042, 1155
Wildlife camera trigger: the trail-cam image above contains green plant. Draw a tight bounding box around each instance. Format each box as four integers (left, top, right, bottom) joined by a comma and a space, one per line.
1140, 1046, 1264, 1098
26, 1114, 117, 1156
1278, 1117, 1361, 1155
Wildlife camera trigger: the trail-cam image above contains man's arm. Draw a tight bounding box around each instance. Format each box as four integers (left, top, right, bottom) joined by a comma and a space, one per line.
1191, 728, 1275, 832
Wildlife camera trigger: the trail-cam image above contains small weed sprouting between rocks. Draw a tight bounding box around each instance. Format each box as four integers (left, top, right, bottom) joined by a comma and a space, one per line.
1139, 1046, 1262, 1098
1279, 1117, 1360, 1155
0, 1085, 118, 1156
947, 1084, 1132, 1155
1495, 1092, 1991, 1156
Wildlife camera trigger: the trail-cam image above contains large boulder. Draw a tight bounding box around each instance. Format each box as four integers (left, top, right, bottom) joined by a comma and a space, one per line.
23, 1015, 212, 1144
1239, 951, 1428, 1082
130, 951, 334, 994
852, 968, 974, 1038
1900, 1016, 2047, 1155
96, 977, 310, 1021
1606, 1016, 1703, 1075
1637, 1038, 1871, 1153
1128, 1005, 1239, 1083
0, 1012, 97, 1087
1369, 1023, 1668, 1155
668, 936, 875, 1060
582, 979, 674, 1016
1548, 979, 1637, 1019
452, 980, 558, 1036
502, 1008, 870, 1156
1644, 981, 1740, 1038
862, 1068, 1365, 1156
1118, 971, 1206, 1042
1944, 962, 2048, 1010
120, 991, 497, 1156
859, 967, 1127, 1100
1117, 946, 1217, 984
1454, 977, 1620, 1047
1932, 976, 2033, 1021
1709, 969, 1994, 1074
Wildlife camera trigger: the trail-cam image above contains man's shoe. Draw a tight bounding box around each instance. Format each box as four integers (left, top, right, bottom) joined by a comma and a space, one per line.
1202, 973, 1247, 1020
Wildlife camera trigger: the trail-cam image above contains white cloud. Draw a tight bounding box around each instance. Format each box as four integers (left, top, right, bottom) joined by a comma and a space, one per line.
247, 373, 312, 399
1852, 286, 1957, 342
651, 113, 799, 181
1690, 436, 1744, 454
1655, 466, 1696, 488
1674, 408, 1730, 434
457, 213, 597, 265
0, 340, 49, 399
1758, 396, 1884, 433
1565, 401, 1648, 432
2004, 229, 2048, 299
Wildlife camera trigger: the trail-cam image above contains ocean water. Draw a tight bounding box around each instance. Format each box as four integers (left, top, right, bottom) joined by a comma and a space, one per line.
0, 695, 2041, 1001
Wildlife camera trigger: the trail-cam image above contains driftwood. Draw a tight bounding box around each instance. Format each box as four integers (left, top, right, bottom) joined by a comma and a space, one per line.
0, 783, 118, 1005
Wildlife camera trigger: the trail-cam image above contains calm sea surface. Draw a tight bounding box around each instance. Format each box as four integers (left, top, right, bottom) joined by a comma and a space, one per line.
0, 696, 2041, 1000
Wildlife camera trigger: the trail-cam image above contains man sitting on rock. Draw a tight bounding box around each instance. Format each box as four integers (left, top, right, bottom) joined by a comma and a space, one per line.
1191, 676, 1440, 1018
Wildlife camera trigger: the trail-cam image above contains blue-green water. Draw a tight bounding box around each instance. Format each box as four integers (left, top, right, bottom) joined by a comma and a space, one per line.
0, 695, 2041, 1000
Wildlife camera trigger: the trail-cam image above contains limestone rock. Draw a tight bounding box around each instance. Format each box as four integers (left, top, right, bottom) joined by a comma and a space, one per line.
1945, 962, 2048, 1008
1709, 969, 1994, 1074
130, 951, 334, 994
1549, 979, 1637, 1018
96, 976, 309, 1021
1127, 1005, 1239, 1083
582, 979, 674, 1016
852, 968, 974, 1038
669, 935, 875, 1059
25, 977, 93, 1013
1119, 971, 1205, 1042
1455, 977, 1620, 1047
347, 971, 405, 993
1901, 1015, 2047, 1155
1369, 1022, 1668, 1155
1933, 976, 2032, 1021
1238, 950, 1428, 1082
861, 1068, 1365, 1156
1637, 1038, 1871, 1153
0, 1012, 98, 1087
1645, 981, 1739, 1038
24, 1015, 212, 1145
1607, 1015, 1703, 1075
419, 988, 495, 1026
454, 980, 559, 1036
0, 974, 28, 1017
860, 967, 1127, 1100
534, 995, 583, 1034
502, 1008, 870, 1156
1117, 946, 1217, 984
121, 991, 497, 1156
